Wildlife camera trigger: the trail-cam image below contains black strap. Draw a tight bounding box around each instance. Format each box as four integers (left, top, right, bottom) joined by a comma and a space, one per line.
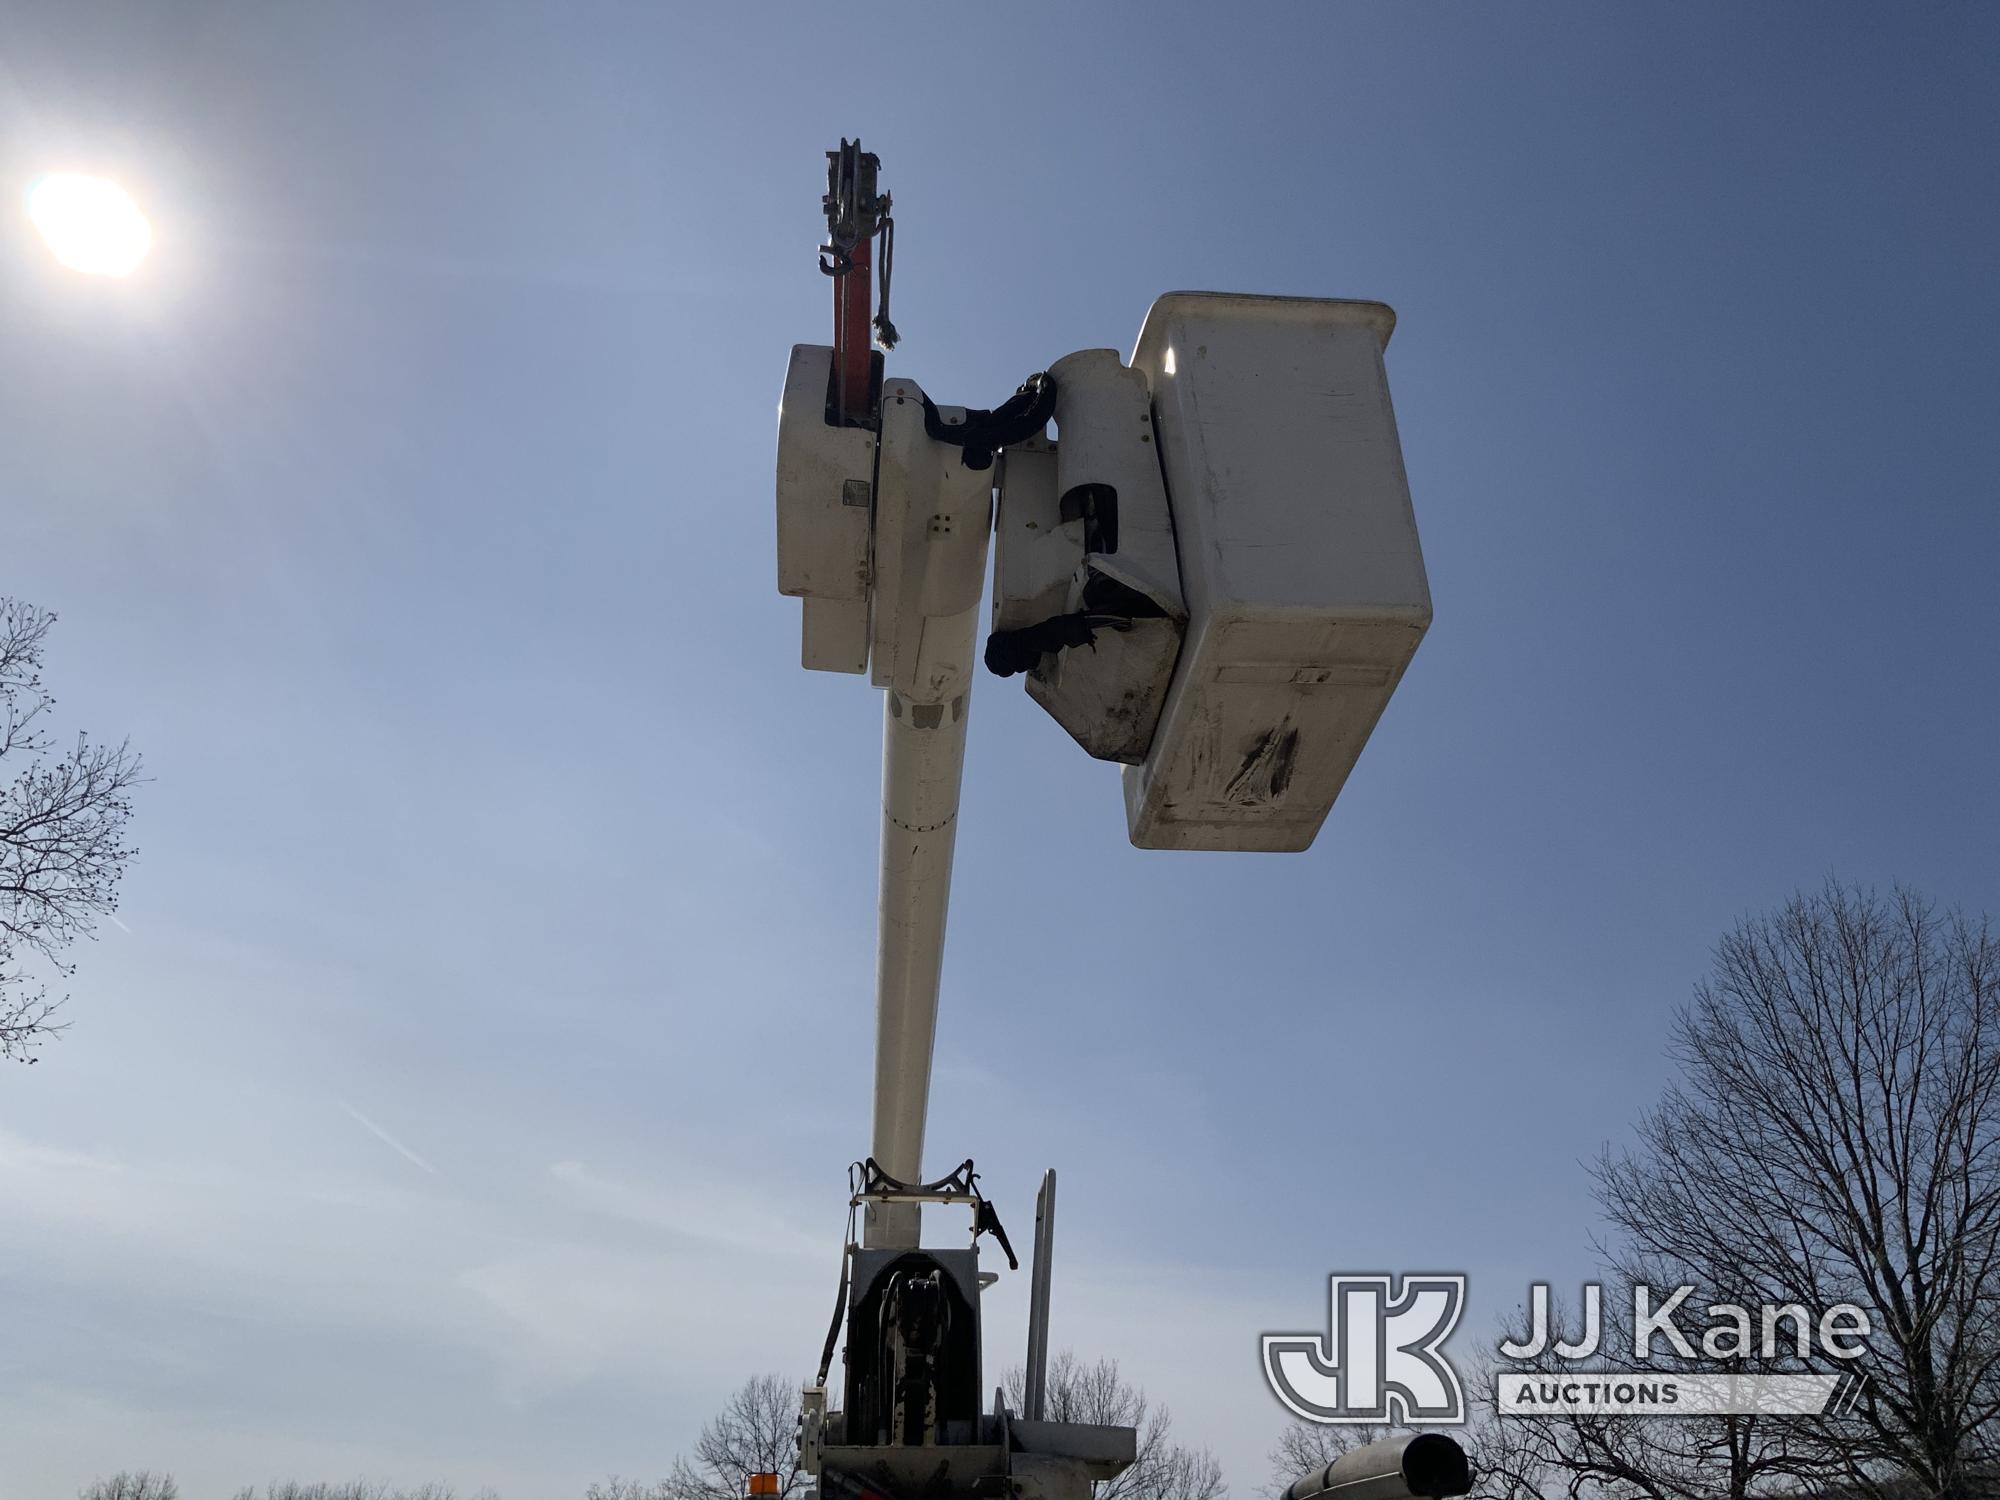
921, 373, 1057, 472
984, 614, 1101, 677
983, 571, 1168, 679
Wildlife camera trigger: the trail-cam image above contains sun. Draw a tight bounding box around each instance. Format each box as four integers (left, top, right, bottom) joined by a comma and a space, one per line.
27, 172, 154, 277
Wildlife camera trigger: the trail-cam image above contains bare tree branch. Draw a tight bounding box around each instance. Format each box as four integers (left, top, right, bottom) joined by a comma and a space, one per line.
665, 1373, 813, 1500
81, 1474, 180, 1500
1006, 1351, 1225, 1500
0, 598, 142, 1063
1265, 1420, 1393, 1499
588, 1374, 812, 1500
1576, 882, 2000, 1500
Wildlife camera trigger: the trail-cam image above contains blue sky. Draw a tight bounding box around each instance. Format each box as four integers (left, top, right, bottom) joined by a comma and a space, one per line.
3, 3, 1997, 1496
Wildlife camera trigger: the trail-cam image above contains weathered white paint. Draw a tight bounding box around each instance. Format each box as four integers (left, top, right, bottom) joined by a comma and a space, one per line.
1124, 293, 1432, 851
1024, 348, 1185, 763
776, 344, 875, 673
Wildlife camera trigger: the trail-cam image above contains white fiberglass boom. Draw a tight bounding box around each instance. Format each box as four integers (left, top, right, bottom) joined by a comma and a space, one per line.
778, 349, 1002, 1247
872, 685, 970, 1246
863, 401, 991, 1245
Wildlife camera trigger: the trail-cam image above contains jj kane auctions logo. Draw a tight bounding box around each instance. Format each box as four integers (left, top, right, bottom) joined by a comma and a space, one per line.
1263, 1277, 1872, 1423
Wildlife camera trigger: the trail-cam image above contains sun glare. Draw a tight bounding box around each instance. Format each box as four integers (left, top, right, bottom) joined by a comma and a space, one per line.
27, 172, 153, 277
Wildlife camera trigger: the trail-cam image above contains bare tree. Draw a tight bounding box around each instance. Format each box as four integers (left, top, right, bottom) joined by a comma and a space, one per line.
1, 598, 142, 1063
1474, 1289, 1825, 1500
82, 1474, 179, 1500
1582, 883, 2000, 1500
228, 1485, 479, 1500
648, 1372, 812, 1500
1459, 1376, 1560, 1500
1007, 1350, 1226, 1500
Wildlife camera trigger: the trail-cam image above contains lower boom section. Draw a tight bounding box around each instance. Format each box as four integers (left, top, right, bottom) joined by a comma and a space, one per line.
869, 685, 971, 1247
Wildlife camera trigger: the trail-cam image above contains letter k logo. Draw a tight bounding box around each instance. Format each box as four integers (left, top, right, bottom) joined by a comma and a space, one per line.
1263, 1274, 1467, 1424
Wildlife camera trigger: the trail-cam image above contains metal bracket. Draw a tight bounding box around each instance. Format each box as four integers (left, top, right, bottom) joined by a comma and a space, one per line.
850, 1158, 1017, 1269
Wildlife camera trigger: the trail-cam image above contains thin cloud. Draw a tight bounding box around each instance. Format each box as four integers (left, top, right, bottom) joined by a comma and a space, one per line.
337, 1102, 440, 1177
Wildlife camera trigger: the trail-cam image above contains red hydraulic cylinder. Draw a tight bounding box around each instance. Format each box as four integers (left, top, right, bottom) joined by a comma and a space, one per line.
831, 235, 874, 428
